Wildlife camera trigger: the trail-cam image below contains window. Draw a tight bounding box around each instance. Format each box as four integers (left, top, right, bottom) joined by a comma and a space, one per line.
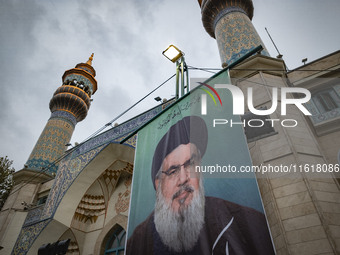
313, 89, 340, 114
104, 225, 126, 255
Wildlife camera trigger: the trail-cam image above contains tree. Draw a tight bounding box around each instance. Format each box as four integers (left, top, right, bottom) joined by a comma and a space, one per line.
0, 156, 15, 210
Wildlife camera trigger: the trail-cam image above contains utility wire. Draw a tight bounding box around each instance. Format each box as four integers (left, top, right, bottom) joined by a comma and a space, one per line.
187, 65, 219, 74
81, 73, 176, 142
11, 73, 177, 198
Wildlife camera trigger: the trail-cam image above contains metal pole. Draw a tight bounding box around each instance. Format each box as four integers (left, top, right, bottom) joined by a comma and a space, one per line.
181, 57, 184, 97
175, 61, 180, 99
185, 61, 189, 94
265, 27, 281, 56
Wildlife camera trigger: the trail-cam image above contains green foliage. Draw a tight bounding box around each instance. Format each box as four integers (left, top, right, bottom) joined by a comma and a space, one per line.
0, 156, 15, 210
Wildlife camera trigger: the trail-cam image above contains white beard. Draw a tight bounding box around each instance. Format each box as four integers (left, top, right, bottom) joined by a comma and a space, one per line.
154, 179, 205, 252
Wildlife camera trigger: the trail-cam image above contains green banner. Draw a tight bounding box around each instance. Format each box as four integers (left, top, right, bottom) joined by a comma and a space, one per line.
126, 69, 274, 254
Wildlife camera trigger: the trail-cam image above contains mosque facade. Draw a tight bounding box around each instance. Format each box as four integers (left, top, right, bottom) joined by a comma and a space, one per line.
1, 1, 340, 254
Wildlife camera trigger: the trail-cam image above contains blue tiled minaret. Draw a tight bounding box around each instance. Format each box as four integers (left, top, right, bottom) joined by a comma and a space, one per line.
198, 0, 269, 67
25, 54, 97, 174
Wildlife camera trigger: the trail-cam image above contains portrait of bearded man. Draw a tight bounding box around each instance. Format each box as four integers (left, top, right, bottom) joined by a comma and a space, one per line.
126, 116, 275, 255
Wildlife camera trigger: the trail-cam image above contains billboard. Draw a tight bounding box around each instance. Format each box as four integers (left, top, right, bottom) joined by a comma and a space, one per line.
126, 69, 275, 254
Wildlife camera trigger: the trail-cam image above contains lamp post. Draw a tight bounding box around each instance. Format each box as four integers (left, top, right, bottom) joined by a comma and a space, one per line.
162, 45, 189, 99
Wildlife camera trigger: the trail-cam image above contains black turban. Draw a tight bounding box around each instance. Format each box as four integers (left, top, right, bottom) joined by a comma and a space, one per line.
151, 116, 208, 189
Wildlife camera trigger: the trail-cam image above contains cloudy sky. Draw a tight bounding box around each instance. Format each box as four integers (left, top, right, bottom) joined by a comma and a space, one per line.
0, 0, 339, 170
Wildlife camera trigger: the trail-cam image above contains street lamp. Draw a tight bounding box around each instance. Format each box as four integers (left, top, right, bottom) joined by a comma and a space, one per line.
162, 45, 183, 63
162, 44, 189, 99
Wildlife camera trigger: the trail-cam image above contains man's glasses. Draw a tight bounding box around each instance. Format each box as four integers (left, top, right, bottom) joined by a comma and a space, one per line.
161, 155, 199, 178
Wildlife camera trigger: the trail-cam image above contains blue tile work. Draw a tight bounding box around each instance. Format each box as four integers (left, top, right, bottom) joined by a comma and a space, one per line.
23, 205, 45, 227
63, 73, 94, 94
11, 219, 51, 255
25, 159, 58, 174
50, 110, 77, 127
26, 117, 75, 174
11, 104, 163, 254
41, 144, 106, 220
214, 11, 269, 66
213, 7, 247, 28
41, 135, 135, 220
69, 105, 162, 158
40, 108, 152, 219
12, 144, 115, 254
41, 109, 155, 219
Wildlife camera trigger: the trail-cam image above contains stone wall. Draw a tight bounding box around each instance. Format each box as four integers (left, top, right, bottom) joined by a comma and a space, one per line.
231, 54, 340, 254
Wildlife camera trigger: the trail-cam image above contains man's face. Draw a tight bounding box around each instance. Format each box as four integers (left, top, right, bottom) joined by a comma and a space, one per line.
155, 143, 200, 213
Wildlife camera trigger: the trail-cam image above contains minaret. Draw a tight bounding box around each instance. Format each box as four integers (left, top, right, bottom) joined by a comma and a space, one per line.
198, 0, 269, 67
25, 54, 97, 175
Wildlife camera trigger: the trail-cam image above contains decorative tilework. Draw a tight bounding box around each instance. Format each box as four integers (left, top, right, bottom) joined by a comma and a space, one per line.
102, 168, 121, 196
114, 134, 137, 148
12, 58, 99, 254
42, 145, 105, 219
24, 105, 159, 226
122, 162, 133, 174
215, 11, 269, 66
50, 111, 77, 127
213, 7, 247, 29
103, 169, 121, 182
70, 105, 161, 158
50, 85, 90, 122
25, 159, 58, 174
74, 194, 105, 223
26, 118, 74, 174
23, 205, 45, 227
100, 162, 133, 197
14, 104, 164, 254
115, 189, 130, 214
115, 175, 132, 214
11, 219, 51, 255
199, 0, 254, 38
36, 140, 136, 222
